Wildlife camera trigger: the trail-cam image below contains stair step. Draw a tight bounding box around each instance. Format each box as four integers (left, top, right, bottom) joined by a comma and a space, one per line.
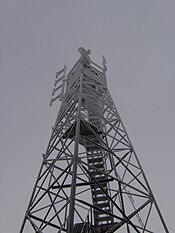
90, 170, 105, 176
88, 157, 103, 163
93, 196, 109, 202
92, 182, 107, 187
90, 163, 104, 169
95, 202, 110, 208
95, 210, 111, 217
87, 147, 101, 151
86, 138, 100, 143
87, 153, 103, 158
96, 216, 113, 223
86, 143, 100, 148
92, 176, 106, 181
86, 141, 100, 145
88, 157, 104, 162
90, 166, 104, 171
92, 189, 107, 195
89, 179, 109, 187
87, 151, 102, 154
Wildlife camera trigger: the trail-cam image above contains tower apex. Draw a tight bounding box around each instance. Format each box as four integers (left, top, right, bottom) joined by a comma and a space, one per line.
78, 47, 91, 63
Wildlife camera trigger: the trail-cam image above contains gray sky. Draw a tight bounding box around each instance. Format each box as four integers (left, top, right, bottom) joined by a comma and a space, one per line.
1, 0, 175, 232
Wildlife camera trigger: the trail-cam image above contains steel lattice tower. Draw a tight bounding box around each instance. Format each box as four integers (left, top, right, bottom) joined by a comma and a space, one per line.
20, 48, 169, 233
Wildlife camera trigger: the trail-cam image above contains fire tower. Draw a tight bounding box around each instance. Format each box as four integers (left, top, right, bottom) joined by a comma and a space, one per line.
20, 48, 169, 233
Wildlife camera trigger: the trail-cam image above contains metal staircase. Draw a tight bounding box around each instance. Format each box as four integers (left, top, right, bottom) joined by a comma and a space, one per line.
81, 89, 114, 228
86, 137, 113, 226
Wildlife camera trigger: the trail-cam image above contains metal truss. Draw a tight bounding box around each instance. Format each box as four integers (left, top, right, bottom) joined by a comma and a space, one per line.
20, 48, 169, 233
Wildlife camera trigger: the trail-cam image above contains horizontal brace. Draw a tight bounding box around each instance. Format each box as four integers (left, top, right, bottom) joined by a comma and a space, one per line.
54, 78, 64, 87
28, 214, 66, 231
52, 178, 114, 189
56, 68, 65, 78
49, 95, 60, 106
52, 84, 63, 96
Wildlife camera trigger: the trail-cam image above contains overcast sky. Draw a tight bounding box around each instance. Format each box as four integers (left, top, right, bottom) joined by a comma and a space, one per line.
1, 1, 175, 232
